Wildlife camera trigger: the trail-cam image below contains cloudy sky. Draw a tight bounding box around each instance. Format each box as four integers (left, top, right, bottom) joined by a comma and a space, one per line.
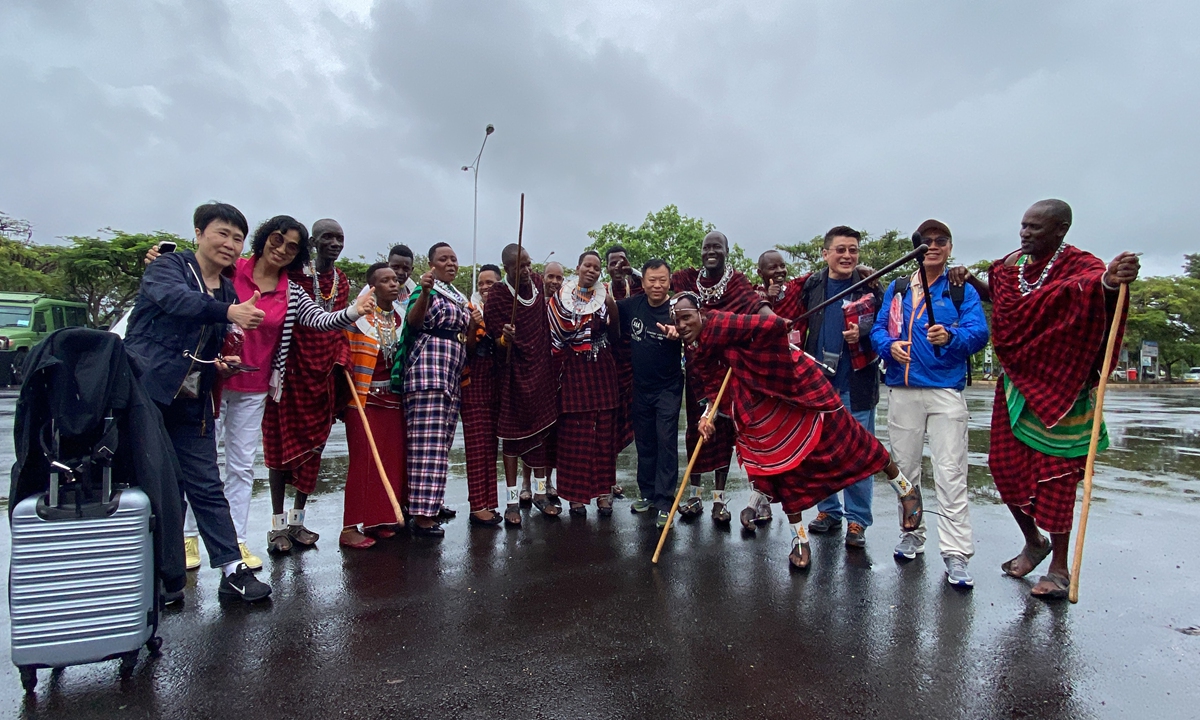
2, 0, 1197, 276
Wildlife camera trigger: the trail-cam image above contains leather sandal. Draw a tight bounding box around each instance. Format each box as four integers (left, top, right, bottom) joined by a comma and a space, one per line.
267, 529, 292, 555
1001, 534, 1052, 578
469, 510, 503, 527
503, 504, 522, 527
711, 502, 732, 524
597, 495, 614, 517
364, 524, 398, 539
677, 496, 703, 519
611, 484, 625, 499
898, 486, 923, 532
339, 529, 376, 549
519, 486, 533, 507
788, 541, 812, 572
739, 507, 759, 532
1031, 571, 1070, 600
568, 503, 587, 517
534, 497, 561, 517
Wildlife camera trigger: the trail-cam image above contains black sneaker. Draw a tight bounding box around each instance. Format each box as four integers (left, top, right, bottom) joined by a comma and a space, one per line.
218, 563, 272, 603
808, 512, 842, 534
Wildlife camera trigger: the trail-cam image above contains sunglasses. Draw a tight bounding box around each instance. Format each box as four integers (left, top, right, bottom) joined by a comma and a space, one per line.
267, 232, 302, 255
925, 236, 952, 247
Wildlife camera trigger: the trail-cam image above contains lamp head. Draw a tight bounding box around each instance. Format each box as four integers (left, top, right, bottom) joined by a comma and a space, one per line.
462, 166, 470, 171
485, 124, 495, 135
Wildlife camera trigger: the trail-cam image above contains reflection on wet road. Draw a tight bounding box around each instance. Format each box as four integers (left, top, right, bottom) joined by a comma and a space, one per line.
0, 385, 1197, 719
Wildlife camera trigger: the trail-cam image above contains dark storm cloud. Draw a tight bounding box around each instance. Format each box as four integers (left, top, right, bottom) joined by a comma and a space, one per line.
1, 0, 1197, 275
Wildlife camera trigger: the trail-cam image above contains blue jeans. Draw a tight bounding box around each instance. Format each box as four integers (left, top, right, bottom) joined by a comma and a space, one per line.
816, 391, 875, 527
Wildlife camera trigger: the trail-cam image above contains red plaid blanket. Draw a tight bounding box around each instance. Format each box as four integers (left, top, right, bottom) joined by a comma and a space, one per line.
989, 244, 1126, 427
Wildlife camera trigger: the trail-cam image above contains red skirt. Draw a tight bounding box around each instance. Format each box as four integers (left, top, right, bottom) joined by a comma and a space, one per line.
748, 404, 888, 515
988, 382, 1082, 534
343, 402, 406, 528
556, 409, 616, 503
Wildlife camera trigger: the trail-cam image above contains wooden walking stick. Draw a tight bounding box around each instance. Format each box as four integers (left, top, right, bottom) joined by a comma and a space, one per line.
506, 193, 525, 364
652, 368, 733, 564
1069, 282, 1127, 603
342, 367, 406, 528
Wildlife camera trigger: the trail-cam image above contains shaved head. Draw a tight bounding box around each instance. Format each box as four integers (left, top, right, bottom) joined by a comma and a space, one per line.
704, 230, 728, 249
1030, 199, 1072, 229
501, 243, 521, 265
311, 218, 342, 238
545, 261, 564, 274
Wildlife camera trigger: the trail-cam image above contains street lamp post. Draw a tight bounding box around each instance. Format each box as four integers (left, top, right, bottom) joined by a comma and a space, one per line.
462, 123, 495, 296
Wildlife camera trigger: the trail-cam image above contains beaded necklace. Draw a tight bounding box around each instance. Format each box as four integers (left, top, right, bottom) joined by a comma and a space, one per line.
309, 261, 338, 310
504, 277, 538, 307
375, 307, 398, 366
695, 265, 733, 305
1018, 243, 1067, 296
433, 278, 469, 307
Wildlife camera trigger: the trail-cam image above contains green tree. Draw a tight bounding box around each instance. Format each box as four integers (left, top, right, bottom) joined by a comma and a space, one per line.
583, 205, 753, 275
1184, 253, 1200, 280
775, 229, 920, 286
0, 212, 58, 293
1124, 276, 1200, 379
57, 230, 186, 327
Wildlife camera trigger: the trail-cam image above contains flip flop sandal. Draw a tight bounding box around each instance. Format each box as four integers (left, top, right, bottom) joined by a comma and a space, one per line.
534, 497, 562, 517
469, 510, 503, 527
739, 507, 759, 532
1031, 572, 1070, 601
503, 504, 522, 527
788, 542, 812, 572
1001, 535, 1052, 578
898, 486, 923, 532
711, 502, 732, 524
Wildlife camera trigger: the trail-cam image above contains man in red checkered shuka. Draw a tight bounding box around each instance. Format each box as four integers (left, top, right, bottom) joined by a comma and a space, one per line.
664, 293, 923, 571
953, 199, 1138, 601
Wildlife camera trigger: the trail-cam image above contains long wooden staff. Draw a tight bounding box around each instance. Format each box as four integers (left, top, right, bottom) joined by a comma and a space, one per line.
1069, 282, 1127, 603
506, 193, 525, 364
341, 368, 405, 528
652, 369, 733, 564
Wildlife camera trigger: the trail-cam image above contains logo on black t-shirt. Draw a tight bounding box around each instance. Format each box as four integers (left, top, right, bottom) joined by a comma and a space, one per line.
631, 317, 644, 341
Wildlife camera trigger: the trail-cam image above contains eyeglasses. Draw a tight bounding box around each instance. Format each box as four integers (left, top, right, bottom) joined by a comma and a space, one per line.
268, 232, 301, 255
926, 236, 951, 247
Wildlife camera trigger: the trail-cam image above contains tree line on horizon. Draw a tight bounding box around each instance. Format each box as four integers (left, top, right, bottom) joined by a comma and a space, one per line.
4, 208, 1199, 377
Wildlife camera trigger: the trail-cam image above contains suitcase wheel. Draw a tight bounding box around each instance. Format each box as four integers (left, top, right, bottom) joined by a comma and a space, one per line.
19, 666, 37, 693
146, 636, 163, 656
118, 651, 138, 679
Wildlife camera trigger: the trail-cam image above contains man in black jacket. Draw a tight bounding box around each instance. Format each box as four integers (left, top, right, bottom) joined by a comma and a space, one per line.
124, 202, 271, 603
800, 226, 884, 550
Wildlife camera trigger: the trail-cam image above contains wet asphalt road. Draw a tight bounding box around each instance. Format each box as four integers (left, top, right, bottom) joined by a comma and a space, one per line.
0, 385, 1198, 719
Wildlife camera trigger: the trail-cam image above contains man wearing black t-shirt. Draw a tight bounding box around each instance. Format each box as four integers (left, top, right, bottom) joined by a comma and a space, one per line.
618, 259, 684, 527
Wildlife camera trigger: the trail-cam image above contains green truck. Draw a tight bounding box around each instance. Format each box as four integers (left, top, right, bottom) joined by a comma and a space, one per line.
0, 292, 91, 385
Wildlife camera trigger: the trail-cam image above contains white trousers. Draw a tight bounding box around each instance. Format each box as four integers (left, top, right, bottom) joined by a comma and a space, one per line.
184, 390, 267, 543
886, 386, 974, 559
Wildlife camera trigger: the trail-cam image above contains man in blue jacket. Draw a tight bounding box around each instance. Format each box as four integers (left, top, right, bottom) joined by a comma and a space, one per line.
870, 219, 990, 588
124, 202, 271, 604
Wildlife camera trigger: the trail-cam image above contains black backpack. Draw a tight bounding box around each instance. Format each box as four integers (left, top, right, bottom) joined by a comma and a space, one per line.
891, 278, 974, 386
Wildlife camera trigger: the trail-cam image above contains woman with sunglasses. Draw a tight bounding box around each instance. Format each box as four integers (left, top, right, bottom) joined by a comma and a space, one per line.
181, 215, 374, 571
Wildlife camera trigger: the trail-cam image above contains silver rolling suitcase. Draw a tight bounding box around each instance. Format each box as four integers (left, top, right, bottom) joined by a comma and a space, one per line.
9, 424, 160, 693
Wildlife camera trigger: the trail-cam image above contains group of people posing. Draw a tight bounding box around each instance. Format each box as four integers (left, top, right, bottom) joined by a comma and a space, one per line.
124, 198, 1137, 605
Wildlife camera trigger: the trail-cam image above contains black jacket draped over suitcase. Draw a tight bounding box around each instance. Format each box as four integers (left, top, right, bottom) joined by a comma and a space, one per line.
8, 328, 187, 593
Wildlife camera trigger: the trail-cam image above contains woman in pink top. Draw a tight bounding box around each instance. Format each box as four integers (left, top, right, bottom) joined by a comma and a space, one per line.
180, 216, 374, 571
